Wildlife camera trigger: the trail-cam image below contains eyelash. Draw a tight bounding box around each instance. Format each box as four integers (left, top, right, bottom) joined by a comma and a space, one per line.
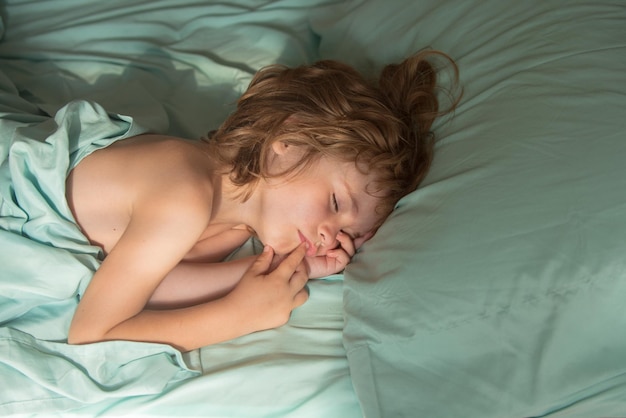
332, 193, 339, 212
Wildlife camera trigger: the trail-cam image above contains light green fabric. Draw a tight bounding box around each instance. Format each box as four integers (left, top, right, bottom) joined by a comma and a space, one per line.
6, 0, 626, 416
0, 89, 200, 412
0, 0, 330, 139
1, 1, 364, 416
75, 276, 362, 418
312, 0, 626, 417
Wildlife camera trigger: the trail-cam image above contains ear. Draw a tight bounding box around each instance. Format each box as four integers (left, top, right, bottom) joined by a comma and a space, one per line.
271, 140, 290, 156
271, 115, 300, 156
266, 140, 291, 176
267, 139, 305, 177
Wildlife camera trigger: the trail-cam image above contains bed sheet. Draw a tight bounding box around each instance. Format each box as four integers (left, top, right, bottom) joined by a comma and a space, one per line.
7, 0, 626, 416
1, 1, 362, 417
0, 0, 332, 139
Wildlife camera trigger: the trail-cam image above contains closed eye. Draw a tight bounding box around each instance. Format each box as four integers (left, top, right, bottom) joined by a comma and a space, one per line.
332, 193, 339, 212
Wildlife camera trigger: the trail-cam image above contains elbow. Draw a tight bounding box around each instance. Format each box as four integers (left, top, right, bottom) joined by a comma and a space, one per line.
68, 307, 114, 345
67, 323, 105, 345
67, 331, 85, 345
67, 328, 89, 345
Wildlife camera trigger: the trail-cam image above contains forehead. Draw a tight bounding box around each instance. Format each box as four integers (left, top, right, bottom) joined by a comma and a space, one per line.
315, 155, 374, 188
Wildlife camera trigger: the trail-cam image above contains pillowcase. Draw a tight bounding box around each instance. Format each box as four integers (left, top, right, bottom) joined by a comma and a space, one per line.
312, 1, 626, 416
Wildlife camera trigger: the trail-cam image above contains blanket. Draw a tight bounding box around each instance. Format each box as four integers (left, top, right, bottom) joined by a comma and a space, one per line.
0, 72, 198, 414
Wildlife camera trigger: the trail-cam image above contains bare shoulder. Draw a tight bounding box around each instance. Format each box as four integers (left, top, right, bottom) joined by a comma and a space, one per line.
113, 135, 216, 218
67, 134, 216, 253
87, 134, 212, 191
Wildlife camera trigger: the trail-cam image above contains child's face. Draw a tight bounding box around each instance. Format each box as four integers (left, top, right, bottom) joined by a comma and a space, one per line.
254, 149, 381, 257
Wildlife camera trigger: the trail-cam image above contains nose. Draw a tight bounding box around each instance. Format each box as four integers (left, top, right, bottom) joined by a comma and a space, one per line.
318, 225, 340, 251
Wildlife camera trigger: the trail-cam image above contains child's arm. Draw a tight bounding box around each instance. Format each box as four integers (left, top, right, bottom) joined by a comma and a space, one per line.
148, 228, 372, 309
147, 256, 257, 309
68, 191, 308, 352
112, 246, 306, 352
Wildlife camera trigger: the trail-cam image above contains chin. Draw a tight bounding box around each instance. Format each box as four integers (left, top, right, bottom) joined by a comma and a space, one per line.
272, 240, 300, 256
272, 244, 295, 256
259, 230, 302, 256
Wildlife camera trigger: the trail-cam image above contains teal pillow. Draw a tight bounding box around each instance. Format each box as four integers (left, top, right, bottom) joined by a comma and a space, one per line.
312, 1, 626, 416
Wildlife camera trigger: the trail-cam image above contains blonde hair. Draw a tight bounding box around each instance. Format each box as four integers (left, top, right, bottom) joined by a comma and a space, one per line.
205, 50, 460, 227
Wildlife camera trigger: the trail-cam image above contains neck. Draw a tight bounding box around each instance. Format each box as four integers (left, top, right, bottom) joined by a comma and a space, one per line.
210, 173, 259, 233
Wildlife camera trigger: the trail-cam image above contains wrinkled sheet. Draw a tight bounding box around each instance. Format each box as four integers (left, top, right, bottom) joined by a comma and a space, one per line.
0, 68, 201, 410
0, 61, 360, 418
0, 1, 362, 416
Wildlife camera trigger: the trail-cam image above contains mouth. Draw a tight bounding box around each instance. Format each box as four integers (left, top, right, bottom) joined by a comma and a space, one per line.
298, 230, 319, 257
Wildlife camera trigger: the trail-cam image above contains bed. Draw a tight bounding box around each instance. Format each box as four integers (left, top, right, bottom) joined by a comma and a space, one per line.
1, 0, 625, 416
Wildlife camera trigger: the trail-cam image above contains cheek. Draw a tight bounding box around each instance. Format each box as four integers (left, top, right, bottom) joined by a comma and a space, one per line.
254, 209, 299, 253
280, 191, 325, 220
257, 185, 328, 249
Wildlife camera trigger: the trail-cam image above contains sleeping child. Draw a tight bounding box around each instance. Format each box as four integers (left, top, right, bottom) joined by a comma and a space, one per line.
59, 50, 459, 352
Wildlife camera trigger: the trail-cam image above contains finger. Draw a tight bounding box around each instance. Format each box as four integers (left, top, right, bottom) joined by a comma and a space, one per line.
250, 245, 274, 274
292, 287, 309, 308
354, 231, 375, 250
327, 249, 350, 269
274, 242, 307, 277
294, 258, 310, 277
269, 253, 287, 273
289, 263, 309, 290
336, 231, 356, 256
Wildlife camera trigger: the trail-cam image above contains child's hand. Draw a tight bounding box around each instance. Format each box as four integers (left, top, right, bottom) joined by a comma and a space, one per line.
305, 231, 373, 278
225, 243, 309, 333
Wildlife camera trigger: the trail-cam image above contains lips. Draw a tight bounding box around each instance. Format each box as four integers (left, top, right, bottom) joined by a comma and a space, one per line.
298, 230, 318, 257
